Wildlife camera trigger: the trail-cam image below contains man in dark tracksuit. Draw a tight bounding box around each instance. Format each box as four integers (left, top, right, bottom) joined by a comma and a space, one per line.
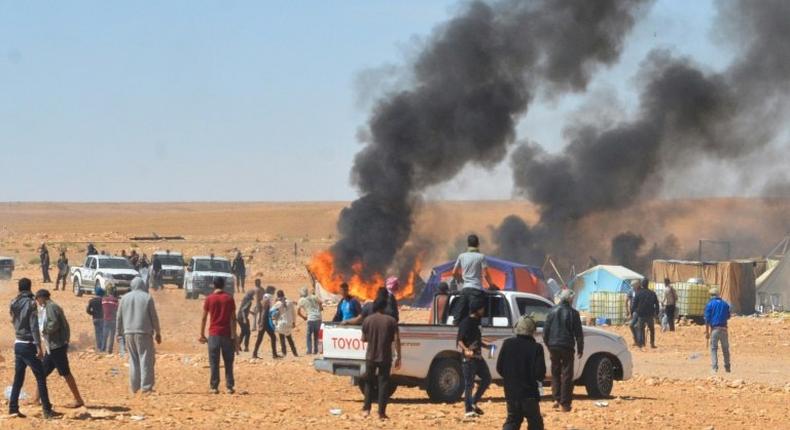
632, 278, 660, 348
497, 315, 546, 430
231, 251, 246, 293
543, 289, 583, 412
8, 278, 59, 419
40, 244, 52, 283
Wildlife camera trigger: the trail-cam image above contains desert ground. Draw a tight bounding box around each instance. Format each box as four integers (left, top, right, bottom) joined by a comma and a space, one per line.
0, 201, 789, 429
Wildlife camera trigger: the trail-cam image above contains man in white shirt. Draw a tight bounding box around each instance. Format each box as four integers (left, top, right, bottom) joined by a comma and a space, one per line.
452, 234, 495, 324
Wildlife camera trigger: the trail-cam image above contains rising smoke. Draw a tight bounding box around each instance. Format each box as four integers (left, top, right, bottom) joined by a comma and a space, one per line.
331, 0, 651, 280
500, 0, 790, 270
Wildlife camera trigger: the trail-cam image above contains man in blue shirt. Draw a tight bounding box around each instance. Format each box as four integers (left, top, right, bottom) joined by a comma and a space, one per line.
704, 287, 731, 373
333, 283, 362, 323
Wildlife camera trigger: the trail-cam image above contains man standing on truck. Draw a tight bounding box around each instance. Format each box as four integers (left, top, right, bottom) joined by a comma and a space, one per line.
452, 234, 495, 324
360, 291, 401, 420
705, 287, 731, 374
543, 289, 583, 412
232, 251, 246, 293
457, 300, 491, 418
497, 315, 546, 430
116, 277, 162, 394
199, 278, 238, 394
333, 283, 362, 322
40, 243, 52, 284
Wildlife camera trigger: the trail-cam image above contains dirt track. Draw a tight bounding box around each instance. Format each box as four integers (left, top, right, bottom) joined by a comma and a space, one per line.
0, 201, 789, 429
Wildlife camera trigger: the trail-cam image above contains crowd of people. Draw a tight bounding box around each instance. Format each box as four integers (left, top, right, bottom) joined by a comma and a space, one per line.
8, 235, 733, 429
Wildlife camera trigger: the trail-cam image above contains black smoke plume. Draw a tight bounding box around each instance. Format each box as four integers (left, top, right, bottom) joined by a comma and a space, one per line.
503, 0, 790, 269
330, 0, 651, 280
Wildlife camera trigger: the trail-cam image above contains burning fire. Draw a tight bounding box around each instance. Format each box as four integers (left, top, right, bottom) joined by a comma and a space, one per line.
307, 250, 422, 301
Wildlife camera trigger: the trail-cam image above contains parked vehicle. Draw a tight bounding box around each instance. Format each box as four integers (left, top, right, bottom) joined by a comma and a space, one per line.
0, 256, 14, 280
183, 255, 235, 299
315, 290, 632, 402
70, 255, 139, 296
151, 250, 186, 288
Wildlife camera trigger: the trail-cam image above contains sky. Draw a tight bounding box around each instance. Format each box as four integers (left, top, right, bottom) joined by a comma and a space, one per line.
0, 0, 731, 202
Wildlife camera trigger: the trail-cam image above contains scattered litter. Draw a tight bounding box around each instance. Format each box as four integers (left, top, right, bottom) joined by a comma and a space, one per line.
688, 352, 701, 360
130, 415, 145, 421
595, 401, 609, 408
109, 368, 120, 377
329, 408, 342, 416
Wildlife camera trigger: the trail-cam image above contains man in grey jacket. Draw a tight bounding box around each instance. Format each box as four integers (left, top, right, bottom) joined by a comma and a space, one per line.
116, 277, 161, 394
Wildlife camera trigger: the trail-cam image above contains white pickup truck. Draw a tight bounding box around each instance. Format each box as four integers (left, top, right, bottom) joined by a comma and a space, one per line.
315, 291, 632, 402
71, 255, 140, 296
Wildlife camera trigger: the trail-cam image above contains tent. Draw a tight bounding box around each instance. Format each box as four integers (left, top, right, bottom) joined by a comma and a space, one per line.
756, 256, 790, 311
652, 259, 756, 314
414, 256, 548, 308
570, 265, 644, 312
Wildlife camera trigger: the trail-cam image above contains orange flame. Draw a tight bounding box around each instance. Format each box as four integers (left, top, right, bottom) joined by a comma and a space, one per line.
307, 250, 422, 301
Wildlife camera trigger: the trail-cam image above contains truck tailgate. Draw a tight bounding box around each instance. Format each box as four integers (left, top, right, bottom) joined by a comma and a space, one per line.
322, 326, 367, 360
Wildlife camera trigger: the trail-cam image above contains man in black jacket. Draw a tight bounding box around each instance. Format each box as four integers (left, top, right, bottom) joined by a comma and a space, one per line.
632, 278, 660, 348
7, 278, 59, 419
543, 289, 583, 412
40, 243, 51, 284
497, 315, 546, 430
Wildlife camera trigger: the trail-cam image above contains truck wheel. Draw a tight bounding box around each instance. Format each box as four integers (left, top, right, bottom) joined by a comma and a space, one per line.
426, 357, 464, 403
73, 277, 83, 297
356, 378, 397, 399
584, 355, 614, 398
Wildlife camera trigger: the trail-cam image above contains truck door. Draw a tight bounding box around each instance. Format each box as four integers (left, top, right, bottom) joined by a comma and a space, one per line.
481, 294, 512, 378
86, 257, 98, 284
515, 297, 554, 377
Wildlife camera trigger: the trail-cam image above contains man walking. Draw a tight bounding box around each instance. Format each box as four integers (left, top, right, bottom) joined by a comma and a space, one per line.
361, 288, 401, 420
543, 289, 583, 412
632, 279, 659, 348
662, 278, 677, 332
116, 277, 162, 394
40, 243, 52, 284
33, 289, 85, 409
252, 293, 279, 359
237, 284, 257, 353
452, 234, 495, 324
8, 278, 59, 419
297, 286, 323, 355
86, 287, 105, 352
55, 251, 69, 291
457, 300, 491, 418
232, 251, 246, 293
626, 280, 640, 346
705, 287, 731, 374
199, 278, 238, 394
497, 315, 546, 430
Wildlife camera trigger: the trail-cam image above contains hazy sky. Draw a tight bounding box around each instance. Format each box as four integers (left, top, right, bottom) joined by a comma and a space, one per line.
0, 0, 730, 201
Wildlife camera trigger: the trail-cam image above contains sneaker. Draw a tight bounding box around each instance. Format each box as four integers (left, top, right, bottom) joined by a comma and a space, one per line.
561, 406, 572, 413
42, 410, 62, 419
552, 402, 560, 410
725, 367, 731, 373
227, 388, 235, 395
8, 411, 26, 419
464, 411, 479, 418
473, 404, 485, 416
210, 388, 219, 395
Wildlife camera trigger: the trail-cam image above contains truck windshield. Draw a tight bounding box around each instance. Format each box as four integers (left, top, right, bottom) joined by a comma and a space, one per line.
99, 258, 135, 270
195, 259, 231, 273
155, 255, 184, 266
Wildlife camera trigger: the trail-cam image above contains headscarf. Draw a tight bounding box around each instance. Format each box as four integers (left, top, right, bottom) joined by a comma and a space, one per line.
94, 286, 106, 297
514, 315, 537, 336
385, 277, 399, 294
130, 276, 148, 293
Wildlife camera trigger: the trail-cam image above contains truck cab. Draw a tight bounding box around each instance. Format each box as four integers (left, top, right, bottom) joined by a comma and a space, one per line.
0, 256, 14, 280
151, 250, 186, 287
183, 255, 235, 299
71, 255, 140, 296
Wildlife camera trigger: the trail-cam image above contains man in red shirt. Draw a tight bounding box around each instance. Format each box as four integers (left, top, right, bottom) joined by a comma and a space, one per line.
199, 278, 238, 394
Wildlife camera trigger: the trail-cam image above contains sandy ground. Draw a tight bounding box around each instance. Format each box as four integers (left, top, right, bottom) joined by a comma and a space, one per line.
0, 201, 788, 429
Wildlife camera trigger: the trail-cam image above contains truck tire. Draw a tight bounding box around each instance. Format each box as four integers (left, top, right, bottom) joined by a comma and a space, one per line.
583, 354, 615, 398
356, 378, 397, 399
426, 357, 464, 403
73, 277, 83, 297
